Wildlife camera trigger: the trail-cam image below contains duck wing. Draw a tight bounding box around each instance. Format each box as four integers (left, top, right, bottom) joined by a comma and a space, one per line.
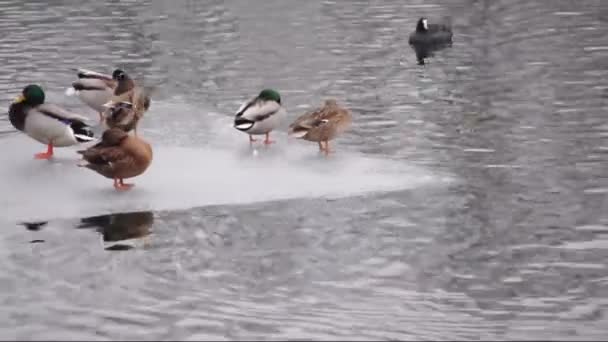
77, 128, 132, 173
79, 145, 132, 166
36, 103, 92, 124
291, 105, 336, 129
78, 145, 135, 176
72, 78, 116, 91
75, 68, 113, 81
71, 68, 116, 90
236, 98, 281, 122
132, 86, 152, 112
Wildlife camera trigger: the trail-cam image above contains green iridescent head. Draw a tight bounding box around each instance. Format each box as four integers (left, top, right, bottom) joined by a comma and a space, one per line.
15, 84, 45, 105
257, 89, 281, 104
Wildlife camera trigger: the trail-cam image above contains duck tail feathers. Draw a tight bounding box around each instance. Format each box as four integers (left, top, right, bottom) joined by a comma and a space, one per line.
288, 127, 308, 139
234, 118, 255, 131
65, 87, 77, 96
70, 121, 95, 143
74, 133, 95, 143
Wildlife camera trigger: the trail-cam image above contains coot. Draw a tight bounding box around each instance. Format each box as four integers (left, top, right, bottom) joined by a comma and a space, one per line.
408, 17, 453, 47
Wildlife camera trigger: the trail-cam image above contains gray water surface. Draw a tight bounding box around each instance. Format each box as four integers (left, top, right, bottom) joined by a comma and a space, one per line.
0, 0, 607, 340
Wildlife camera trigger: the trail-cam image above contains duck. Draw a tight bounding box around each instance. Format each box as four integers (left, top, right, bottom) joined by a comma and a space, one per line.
287, 99, 352, 155
103, 101, 140, 133
77, 127, 153, 191
9, 84, 95, 160
408, 17, 453, 47
66, 69, 151, 128
102, 69, 152, 136
65, 68, 118, 122
233, 89, 285, 145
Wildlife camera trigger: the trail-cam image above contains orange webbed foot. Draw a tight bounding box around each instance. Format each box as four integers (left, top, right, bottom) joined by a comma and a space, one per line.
34, 152, 53, 160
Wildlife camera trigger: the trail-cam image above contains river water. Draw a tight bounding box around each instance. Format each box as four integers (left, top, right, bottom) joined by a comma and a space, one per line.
0, 0, 607, 340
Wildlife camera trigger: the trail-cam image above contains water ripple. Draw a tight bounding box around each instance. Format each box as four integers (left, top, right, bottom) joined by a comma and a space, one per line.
0, 0, 607, 340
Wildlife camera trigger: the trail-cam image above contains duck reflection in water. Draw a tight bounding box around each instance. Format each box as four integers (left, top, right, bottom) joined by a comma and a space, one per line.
78, 210, 154, 250
20, 221, 48, 231
19, 221, 48, 243
410, 44, 453, 65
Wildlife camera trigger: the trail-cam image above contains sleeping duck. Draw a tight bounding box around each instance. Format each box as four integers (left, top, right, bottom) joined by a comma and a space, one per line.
66, 68, 118, 122
66, 68, 151, 127
77, 127, 153, 191
288, 99, 352, 155
9, 84, 95, 160
233, 89, 285, 145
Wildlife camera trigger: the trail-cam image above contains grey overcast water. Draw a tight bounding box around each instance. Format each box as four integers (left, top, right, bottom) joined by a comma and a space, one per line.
0, 0, 607, 340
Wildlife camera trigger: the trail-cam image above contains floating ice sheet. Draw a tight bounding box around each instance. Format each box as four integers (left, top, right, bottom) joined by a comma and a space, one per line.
0, 99, 451, 222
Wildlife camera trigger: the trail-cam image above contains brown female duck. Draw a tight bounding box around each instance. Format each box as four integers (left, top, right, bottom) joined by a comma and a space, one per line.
102, 70, 151, 135
288, 99, 352, 155
77, 128, 153, 191
103, 101, 139, 134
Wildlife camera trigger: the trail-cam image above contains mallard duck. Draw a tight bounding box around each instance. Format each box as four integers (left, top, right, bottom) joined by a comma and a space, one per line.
9, 84, 95, 160
408, 17, 453, 47
288, 99, 352, 155
233, 89, 285, 144
102, 70, 151, 135
77, 127, 153, 191
66, 69, 151, 127
103, 101, 139, 133
65, 68, 118, 122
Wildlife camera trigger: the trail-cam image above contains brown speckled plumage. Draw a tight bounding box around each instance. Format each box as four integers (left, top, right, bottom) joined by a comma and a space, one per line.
77, 127, 153, 180
103, 102, 139, 133
104, 71, 152, 135
110, 72, 151, 111
288, 99, 352, 150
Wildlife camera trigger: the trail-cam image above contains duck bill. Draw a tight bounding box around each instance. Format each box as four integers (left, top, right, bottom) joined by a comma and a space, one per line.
14, 95, 25, 103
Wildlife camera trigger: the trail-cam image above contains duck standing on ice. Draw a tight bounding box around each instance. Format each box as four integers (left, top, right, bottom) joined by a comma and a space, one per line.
233, 89, 285, 145
9, 84, 95, 160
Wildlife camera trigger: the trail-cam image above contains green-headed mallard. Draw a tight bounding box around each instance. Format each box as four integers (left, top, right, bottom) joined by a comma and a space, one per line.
288, 99, 352, 155
77, 127, 153, 191
233, 89, 285, 145
9, 84, 95, 160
